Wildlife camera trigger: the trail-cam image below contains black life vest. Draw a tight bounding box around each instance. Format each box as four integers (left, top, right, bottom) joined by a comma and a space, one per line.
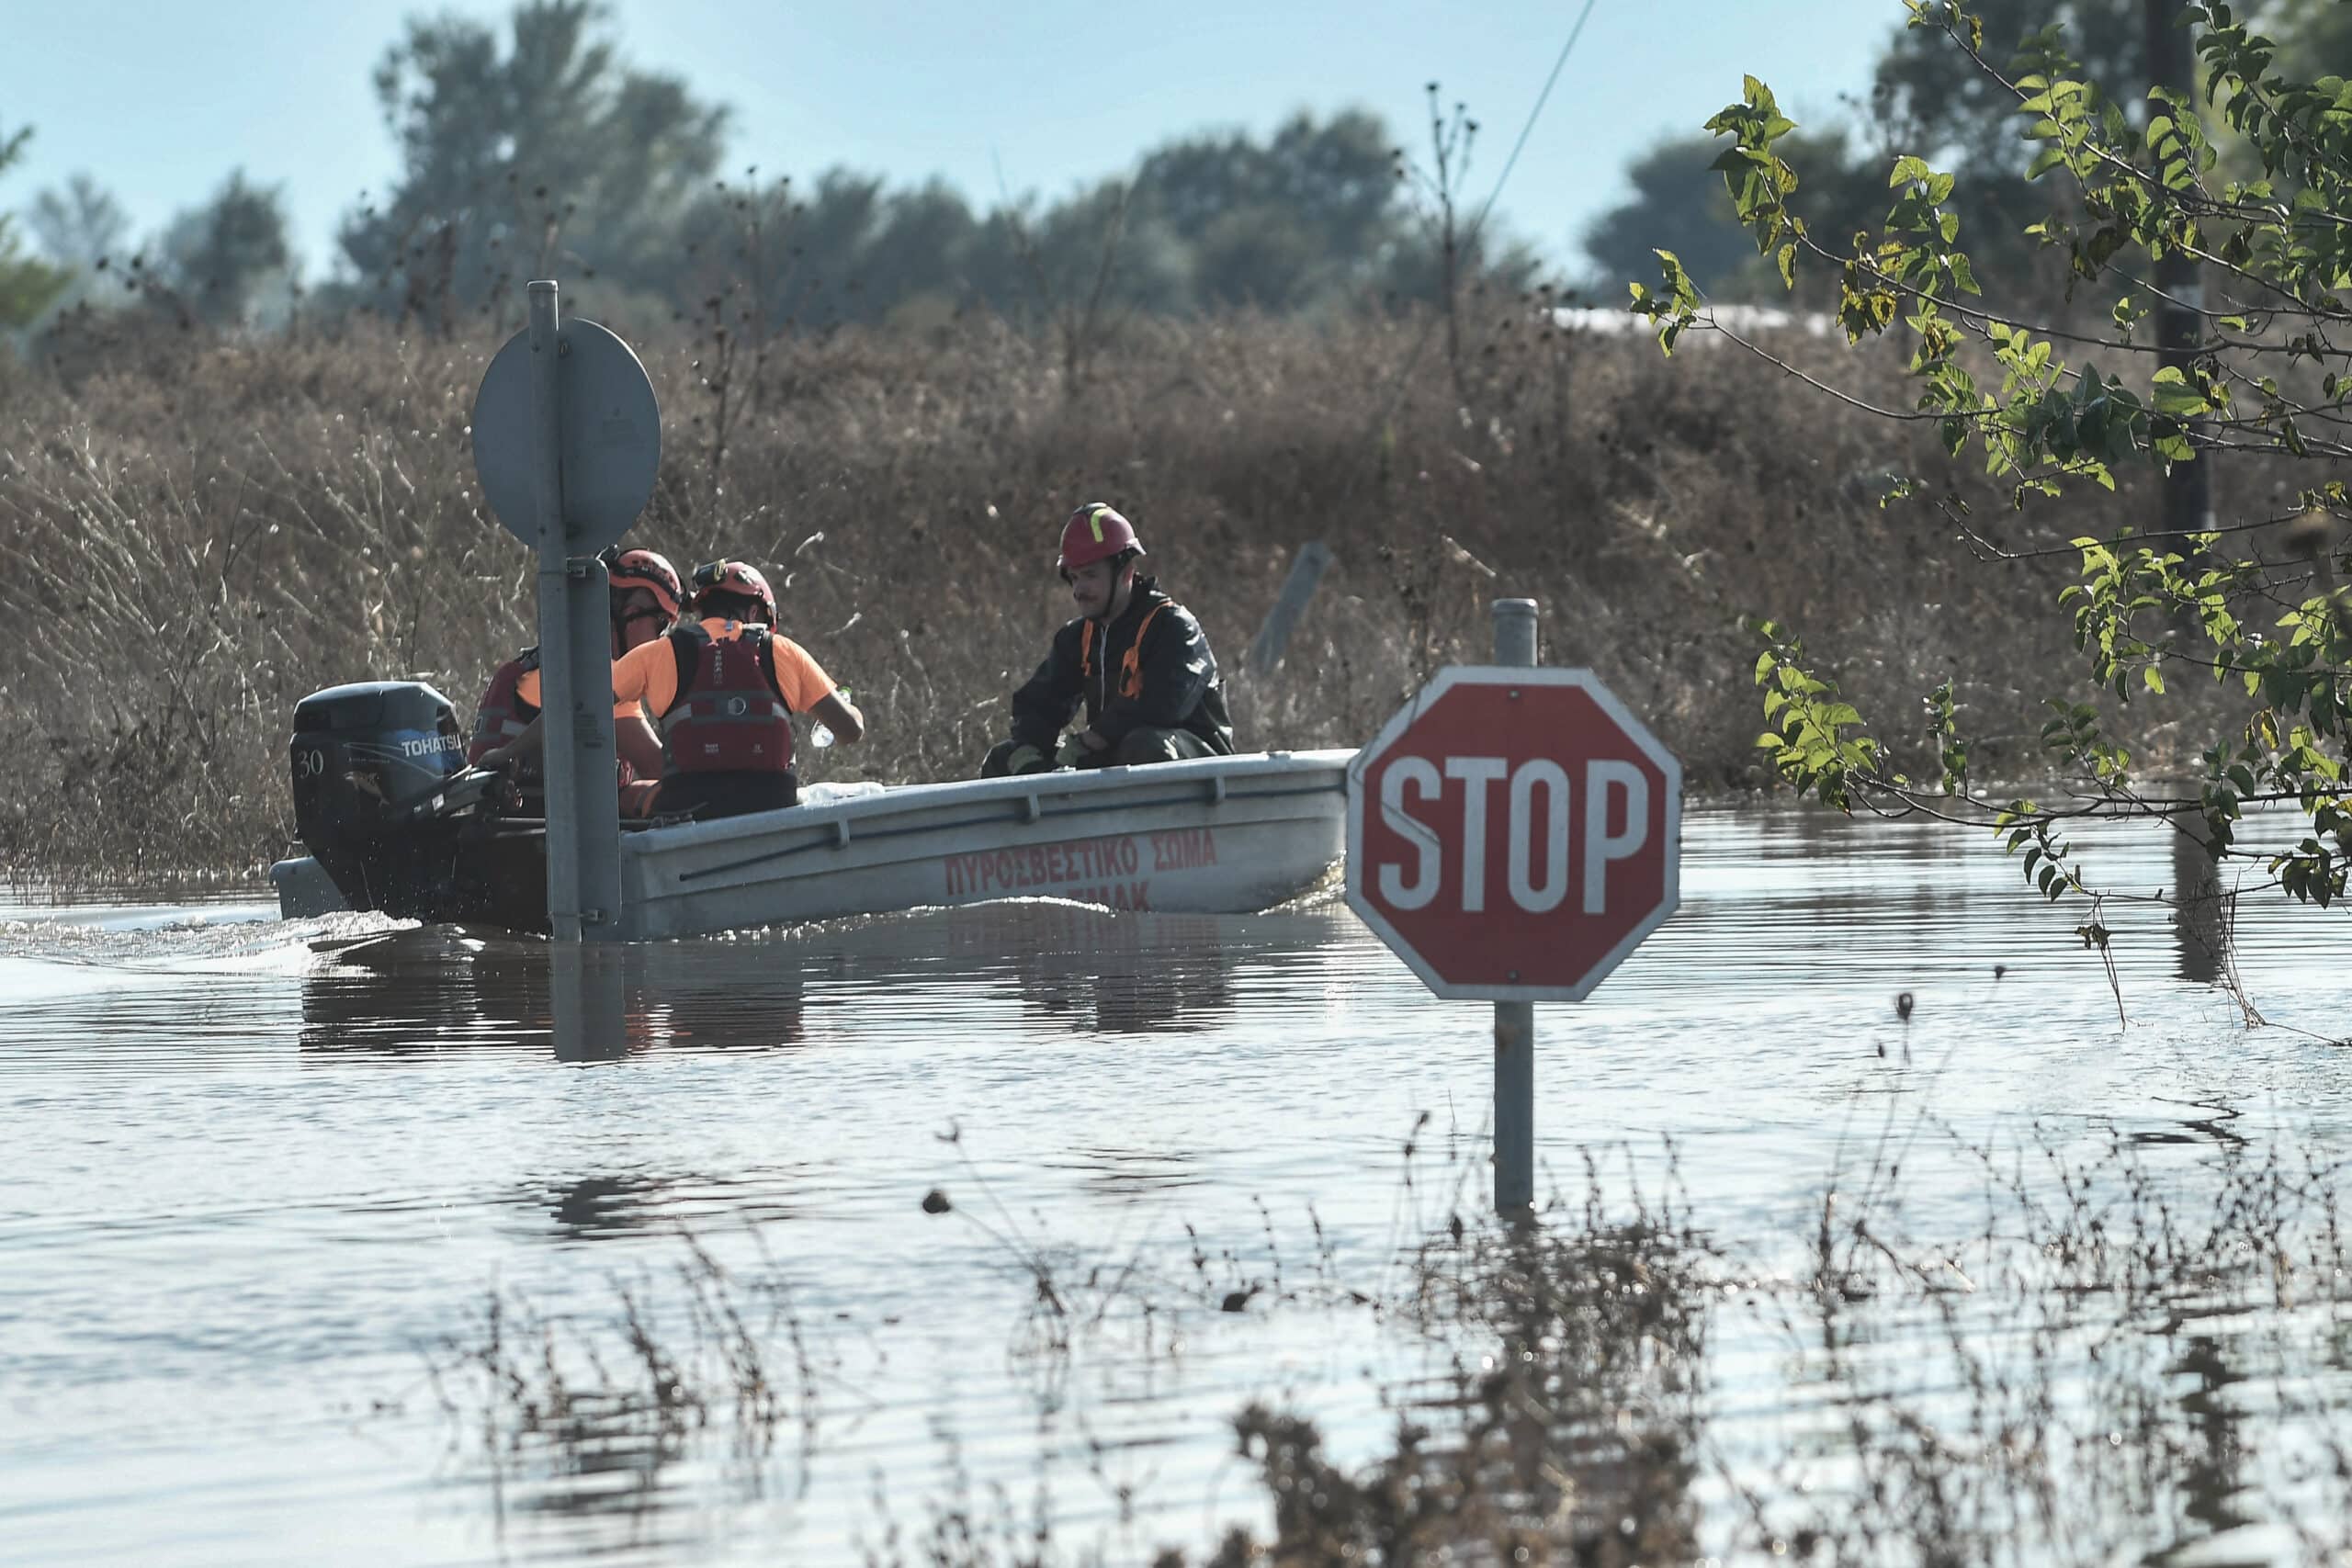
1077, 601, 1170, 717
467, 646, 540, 764
659, 622, 796, 778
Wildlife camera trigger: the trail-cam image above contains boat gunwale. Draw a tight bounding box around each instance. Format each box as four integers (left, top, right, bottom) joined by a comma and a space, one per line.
273, 749, 1357, 929
624, 748, 1357, 870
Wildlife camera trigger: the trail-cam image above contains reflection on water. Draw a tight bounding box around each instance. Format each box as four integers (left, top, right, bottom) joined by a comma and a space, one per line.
299, 929, 812, 1058
300, 900, 1286, 1062
2173, 1332, 2259, 1558
914, 902, 1246, 1036
548, 1172, 671, 1237
2171, 815, 2231, 987
1380, 1197, 1710, 1564
6, 807, 2352, 1565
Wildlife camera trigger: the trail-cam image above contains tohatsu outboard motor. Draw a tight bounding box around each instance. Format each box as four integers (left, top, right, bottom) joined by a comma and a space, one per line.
289, 681, 469, 911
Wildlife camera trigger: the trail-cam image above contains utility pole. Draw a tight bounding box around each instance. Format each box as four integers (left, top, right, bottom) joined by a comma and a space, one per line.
2145, 0, 2214, 549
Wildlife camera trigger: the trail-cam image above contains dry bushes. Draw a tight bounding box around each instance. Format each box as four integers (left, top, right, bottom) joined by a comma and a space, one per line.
0, 299, 2222, 881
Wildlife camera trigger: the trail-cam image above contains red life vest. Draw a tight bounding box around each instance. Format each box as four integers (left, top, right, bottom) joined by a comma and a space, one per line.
467, 647, 540, 764
659, 622, 797, 777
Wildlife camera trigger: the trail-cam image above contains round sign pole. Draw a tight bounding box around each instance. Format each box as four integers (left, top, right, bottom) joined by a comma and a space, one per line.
526, 279, 622, 944
1492, 599, 1538, 1218
472, 279, 661, 945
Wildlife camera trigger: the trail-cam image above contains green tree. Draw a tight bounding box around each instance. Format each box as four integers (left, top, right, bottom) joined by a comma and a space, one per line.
1869, 0, 2147, 294
28, 173, 130, 273
0, 122, 72, 329
23, 172, 128, 320
678, 171, 997, 335
1634, 0, 2352, 909
1583, 136, 1770, 300
857, 181, 986, 322
156, 170, 295, 327
1582, 130, 1886, 301
1007, 177, 1194, 319
2260, 0, 2352, 61
1585, 4, 2141, 304
338, 0, 728, 324
1132, 110, 1402, 310
1377, 221, 1544, 308
755, 170, 887, 327
327, 0, 1491, 337
1867, 0, 2142, 167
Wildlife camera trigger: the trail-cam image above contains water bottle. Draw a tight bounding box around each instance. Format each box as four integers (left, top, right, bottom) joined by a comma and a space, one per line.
811, 687, 849, 750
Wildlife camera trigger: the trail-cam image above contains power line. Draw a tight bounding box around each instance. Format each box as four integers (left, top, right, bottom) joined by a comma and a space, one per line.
1469, 0, 1600, 247
1363, 0, 1601, 433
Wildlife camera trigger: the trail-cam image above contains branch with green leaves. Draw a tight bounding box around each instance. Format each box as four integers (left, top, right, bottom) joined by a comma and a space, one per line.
1634, 4, 2352, 466
1746, 594, 2350, 905
1635, 3, 2352, 908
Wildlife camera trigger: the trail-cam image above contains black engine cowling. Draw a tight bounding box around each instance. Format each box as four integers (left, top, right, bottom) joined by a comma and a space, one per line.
290, 682, 467, 910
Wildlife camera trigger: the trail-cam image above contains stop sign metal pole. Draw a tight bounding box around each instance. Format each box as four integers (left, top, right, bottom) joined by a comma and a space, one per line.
526, 280, 623, 943
1344, 611, 1681, 1221
1491, 599, 1538, 1216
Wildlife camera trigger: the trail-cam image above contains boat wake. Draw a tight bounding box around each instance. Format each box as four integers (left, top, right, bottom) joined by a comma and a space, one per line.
0, 903, 401, 1002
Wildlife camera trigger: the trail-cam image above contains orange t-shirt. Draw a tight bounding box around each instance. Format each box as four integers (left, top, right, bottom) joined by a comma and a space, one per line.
610, 618, 837, 721
514, 664, 647, 723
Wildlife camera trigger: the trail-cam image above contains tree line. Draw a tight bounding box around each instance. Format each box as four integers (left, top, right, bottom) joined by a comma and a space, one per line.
1, 0, 1544, 341
13, 1, 2339, 343
1583, 0, 2351, 310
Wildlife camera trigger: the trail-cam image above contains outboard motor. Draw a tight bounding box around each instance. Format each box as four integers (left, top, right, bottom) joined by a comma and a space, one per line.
289, 682, 468, 911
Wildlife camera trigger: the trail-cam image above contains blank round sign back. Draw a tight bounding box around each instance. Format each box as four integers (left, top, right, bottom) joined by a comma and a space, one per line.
470, 318, 662, 556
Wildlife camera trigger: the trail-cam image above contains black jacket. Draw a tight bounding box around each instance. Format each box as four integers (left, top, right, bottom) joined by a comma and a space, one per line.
1008, 579, 1235, 756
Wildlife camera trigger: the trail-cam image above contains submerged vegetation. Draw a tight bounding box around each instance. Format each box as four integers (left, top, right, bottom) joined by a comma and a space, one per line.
420, 1123, 2352, 1562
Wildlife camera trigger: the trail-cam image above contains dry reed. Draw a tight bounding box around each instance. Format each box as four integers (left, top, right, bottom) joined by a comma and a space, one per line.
0, 299, 2233, 882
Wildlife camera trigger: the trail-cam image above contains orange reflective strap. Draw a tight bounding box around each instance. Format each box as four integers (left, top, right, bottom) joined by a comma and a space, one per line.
1118, 604, 1169, 700
1079, 618, 1095, 680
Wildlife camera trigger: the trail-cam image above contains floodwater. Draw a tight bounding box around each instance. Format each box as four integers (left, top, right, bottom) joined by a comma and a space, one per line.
5, 807, 2351, 1565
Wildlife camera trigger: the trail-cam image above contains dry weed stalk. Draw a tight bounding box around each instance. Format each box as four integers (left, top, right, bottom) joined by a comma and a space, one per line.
0, 305, 2245, 882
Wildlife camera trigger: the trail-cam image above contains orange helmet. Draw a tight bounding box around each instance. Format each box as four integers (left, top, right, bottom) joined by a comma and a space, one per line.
690, 558, 777, 625
1057, 502, 1143, 577
605, 547, 682, 619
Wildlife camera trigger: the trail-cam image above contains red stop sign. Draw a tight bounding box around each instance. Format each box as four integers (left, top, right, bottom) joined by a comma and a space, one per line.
1345, 667, 1682, 1001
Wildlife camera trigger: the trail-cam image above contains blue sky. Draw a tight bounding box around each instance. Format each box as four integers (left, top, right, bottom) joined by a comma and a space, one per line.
4, 1, 1905, 280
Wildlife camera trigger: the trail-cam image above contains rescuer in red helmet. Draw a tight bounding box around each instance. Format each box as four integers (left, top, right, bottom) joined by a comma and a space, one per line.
981, 502, 1234, 777
471, 546, 682, 807
602, 557, 865, 820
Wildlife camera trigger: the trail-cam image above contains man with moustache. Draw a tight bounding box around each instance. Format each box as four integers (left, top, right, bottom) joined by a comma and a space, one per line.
981, 502, 1234, 778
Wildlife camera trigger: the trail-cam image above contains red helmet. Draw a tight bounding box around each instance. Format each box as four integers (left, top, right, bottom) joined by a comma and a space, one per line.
605, 547, 682, 619
690, 558, 777, 625
1057, 502, 1144, 576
